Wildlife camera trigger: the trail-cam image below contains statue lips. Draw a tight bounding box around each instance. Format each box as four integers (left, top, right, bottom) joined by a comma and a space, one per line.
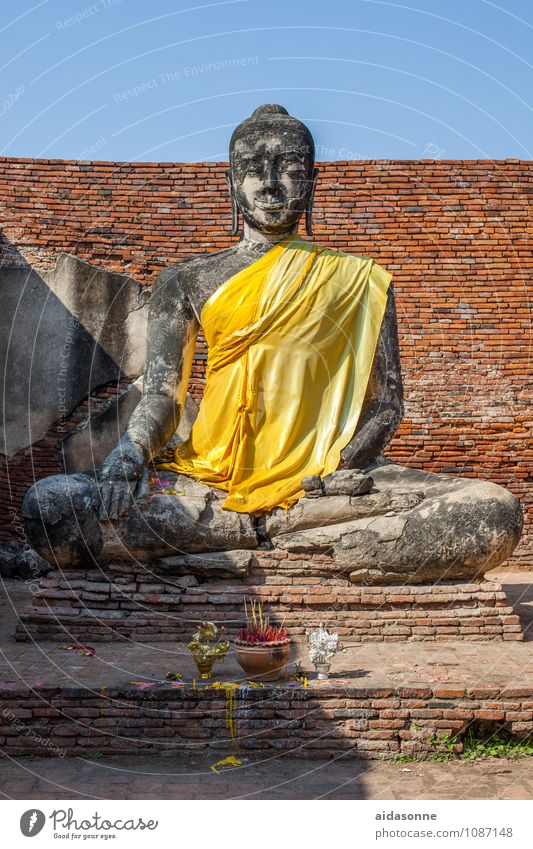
254, 194, 308, 213
255, 201, 284, 210
254, 194, 285, 212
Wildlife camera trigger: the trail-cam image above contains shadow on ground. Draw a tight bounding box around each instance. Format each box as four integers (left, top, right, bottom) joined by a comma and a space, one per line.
0, 753, 532, 800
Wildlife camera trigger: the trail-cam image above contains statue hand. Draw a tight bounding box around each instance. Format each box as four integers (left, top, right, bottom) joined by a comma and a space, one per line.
340, 410, 395, 469
340, 431, 370, 469
97, 438, 149, 521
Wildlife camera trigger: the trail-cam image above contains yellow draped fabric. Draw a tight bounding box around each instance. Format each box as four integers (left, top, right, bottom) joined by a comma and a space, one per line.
158, 235, 391, 513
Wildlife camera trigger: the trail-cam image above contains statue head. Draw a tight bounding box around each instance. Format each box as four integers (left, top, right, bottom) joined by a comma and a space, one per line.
227, 104, 319, 237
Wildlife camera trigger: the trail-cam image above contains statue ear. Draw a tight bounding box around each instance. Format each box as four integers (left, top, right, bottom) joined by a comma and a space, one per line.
305, 167, 319, 236
226, 169, 241, 237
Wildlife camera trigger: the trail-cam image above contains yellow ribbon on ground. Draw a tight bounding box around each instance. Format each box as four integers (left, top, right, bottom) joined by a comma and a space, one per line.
158, 235, 391, 513
210, 755, 242, 774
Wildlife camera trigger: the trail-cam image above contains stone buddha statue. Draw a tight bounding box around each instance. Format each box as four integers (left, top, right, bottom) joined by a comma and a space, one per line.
22, 104, 522, 584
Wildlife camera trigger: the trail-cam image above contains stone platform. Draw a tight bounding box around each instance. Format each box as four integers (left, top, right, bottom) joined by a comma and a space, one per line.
2, 575, 532, 762
16, 551, 523, 643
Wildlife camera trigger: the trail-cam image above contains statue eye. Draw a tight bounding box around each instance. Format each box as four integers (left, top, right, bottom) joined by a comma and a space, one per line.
281, 160, 306, 174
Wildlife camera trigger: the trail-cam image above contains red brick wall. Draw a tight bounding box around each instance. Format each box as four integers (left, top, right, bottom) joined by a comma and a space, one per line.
0, 157, 531, 568
2, 680, 533, 760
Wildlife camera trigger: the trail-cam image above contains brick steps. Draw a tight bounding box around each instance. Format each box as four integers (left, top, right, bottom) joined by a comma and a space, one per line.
15, 552, 524, 642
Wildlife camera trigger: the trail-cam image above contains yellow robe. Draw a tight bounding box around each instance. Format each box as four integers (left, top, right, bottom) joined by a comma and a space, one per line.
158, 235, 391, 513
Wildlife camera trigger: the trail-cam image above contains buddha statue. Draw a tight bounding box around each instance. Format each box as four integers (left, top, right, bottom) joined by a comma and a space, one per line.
22, 104, 522, 585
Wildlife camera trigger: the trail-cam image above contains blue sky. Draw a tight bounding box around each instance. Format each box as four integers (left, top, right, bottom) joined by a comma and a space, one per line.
1, 0, 532, 161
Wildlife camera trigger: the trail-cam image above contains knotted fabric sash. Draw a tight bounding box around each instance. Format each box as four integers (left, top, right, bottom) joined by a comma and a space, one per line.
158, 235, 391, 513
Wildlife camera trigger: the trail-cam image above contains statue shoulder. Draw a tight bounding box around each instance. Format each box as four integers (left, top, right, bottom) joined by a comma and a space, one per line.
151, 248, 235, 303
335, 248, 386, 268
155, 248, 232, 286
321, 246, 393, 287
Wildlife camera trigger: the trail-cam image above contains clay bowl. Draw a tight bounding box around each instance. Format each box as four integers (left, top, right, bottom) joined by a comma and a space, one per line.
234, 639, 291, 682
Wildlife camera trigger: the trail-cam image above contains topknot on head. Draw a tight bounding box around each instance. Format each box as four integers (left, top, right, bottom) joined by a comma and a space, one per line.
250, 104, 289, 119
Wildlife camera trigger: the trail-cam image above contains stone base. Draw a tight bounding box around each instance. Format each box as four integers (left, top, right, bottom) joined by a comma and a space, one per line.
15, 551, 524, 643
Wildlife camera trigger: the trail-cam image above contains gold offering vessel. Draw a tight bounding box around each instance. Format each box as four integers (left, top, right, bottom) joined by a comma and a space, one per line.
187, 621, 229, 680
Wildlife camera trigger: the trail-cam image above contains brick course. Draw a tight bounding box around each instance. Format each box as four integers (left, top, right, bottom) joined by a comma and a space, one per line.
0, 157, 531, 567
1, 681, 532, 760
15, 552, 524, 643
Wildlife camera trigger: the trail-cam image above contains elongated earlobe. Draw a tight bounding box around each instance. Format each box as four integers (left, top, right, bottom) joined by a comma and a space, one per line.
226, 169, 241, 237
305, 168, 319, 236
230, 194, 240, 237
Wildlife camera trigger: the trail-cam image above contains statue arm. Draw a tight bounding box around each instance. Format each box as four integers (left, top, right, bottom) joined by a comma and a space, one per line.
97, 267, 198, 517
125, 269, 199, 462
340, 284, 404, 470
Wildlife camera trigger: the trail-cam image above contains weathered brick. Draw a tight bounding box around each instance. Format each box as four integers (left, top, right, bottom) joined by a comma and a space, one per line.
474, 709, 505, 721
433, 687, 466, 699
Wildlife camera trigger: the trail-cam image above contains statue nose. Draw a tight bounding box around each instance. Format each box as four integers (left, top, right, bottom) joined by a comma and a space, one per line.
263, 168, 278, 190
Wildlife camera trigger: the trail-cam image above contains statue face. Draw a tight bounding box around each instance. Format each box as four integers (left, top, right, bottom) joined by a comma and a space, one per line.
230, 130, 314, 235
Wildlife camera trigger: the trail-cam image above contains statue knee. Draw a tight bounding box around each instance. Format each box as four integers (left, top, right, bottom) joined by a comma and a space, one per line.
478, 481, 523, 564
414, 479, 523, 577
21, 474, 103, 568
